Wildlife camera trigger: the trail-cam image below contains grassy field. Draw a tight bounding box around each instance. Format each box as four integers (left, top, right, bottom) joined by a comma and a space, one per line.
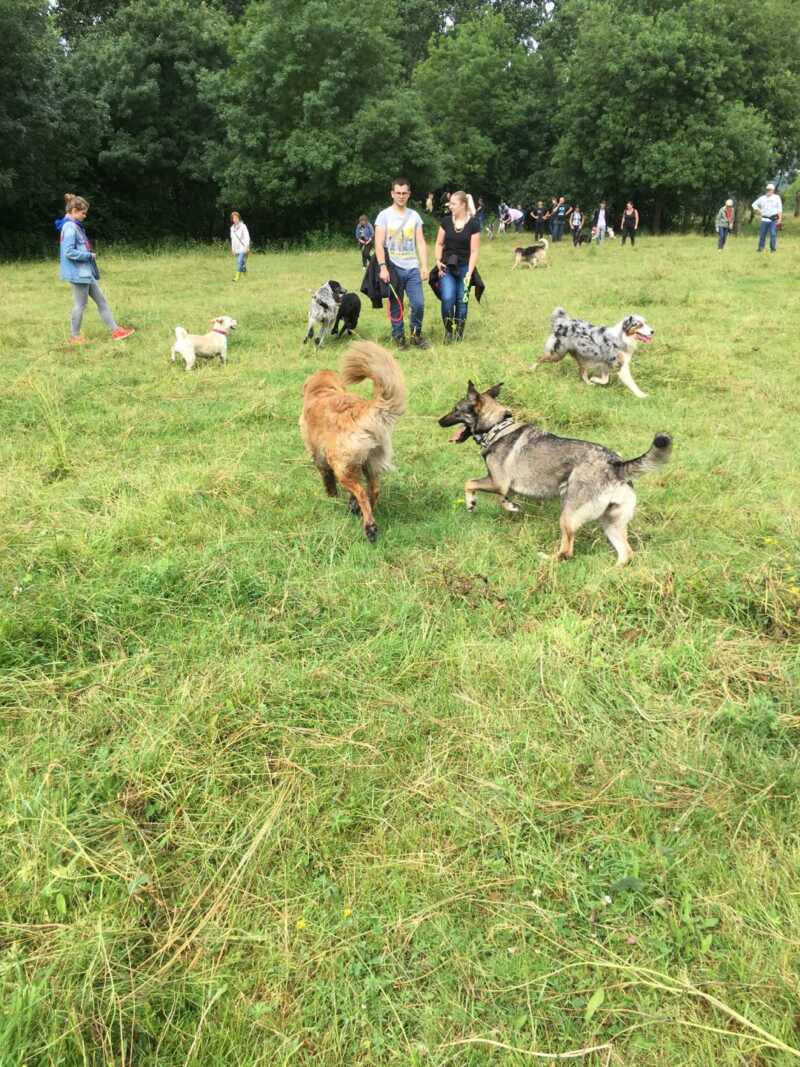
1, 221, 799, 1066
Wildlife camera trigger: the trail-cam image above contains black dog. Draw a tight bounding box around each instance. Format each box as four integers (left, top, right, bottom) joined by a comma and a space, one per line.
331, 292, 361, 337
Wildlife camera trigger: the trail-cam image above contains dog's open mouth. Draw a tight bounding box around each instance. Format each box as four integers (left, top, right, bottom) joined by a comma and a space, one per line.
635, 332, 653, 343
449, 426, 471, 443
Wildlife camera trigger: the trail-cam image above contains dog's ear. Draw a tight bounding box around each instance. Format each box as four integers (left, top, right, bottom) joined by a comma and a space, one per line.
467, 380, 479, 401
486, 382, 503, 398
622, 316, 637, 334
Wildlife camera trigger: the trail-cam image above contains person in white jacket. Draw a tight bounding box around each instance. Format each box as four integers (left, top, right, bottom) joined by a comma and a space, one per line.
751, 182, 782, 254
230, 211, 251, 281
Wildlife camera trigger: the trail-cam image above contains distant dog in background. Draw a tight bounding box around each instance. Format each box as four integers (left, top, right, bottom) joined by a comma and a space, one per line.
170, 315, 237, 370
512, 239, 549, 269
534, 306, 654, 398
331, 292, 361, 337
304, 280, 345, 348
299, 341, 406, 543
438, 379, 672, 566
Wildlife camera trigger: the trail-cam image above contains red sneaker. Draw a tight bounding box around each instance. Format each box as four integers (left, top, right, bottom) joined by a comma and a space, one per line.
111, 327, 135, 340
68, 335, 90, 345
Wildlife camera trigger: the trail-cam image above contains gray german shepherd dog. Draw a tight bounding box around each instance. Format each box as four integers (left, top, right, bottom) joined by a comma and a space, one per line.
438, 381, 672, 565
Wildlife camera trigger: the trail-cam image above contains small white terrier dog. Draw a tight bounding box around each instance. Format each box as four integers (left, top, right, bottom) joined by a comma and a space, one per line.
170, 315, 237, 370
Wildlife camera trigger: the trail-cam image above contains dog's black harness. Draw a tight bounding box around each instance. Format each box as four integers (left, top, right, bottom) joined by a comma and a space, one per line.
474, 416, 516, 456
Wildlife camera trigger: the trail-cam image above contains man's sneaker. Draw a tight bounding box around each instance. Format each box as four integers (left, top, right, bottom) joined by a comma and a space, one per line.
68, 335, 90, 345
391, 334, 409, 350
409, 330, 430, 350
111, 327, 135, 340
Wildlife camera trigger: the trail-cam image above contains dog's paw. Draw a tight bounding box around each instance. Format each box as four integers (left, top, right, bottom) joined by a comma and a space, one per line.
364, 523, 378, 543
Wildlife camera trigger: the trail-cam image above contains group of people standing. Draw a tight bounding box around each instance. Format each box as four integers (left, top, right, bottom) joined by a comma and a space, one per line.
527, 198, 639, 245
714, 183, 784, 252
56, 177, 785, 345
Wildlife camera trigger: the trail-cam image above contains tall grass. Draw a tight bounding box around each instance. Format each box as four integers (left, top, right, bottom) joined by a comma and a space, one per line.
1, 223, 799, 1065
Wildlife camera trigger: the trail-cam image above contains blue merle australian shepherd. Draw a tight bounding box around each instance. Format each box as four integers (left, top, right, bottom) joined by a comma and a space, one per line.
533, 306, 654, 398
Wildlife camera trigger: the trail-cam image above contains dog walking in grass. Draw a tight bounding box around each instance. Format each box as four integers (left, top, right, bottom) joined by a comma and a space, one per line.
534, 306, 653, 398
300, 341, 406, 543
438, 380, 671, 565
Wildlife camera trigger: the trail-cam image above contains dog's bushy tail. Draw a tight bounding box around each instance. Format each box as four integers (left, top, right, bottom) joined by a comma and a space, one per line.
341, 341, 407, 419
550, 305, 567, 324
615, 434, 673, 479
175, 326, 187, 341
538, 238, 549, 251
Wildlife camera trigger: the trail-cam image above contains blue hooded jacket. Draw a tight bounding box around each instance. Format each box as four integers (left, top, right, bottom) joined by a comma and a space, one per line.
56, 215, 100, 283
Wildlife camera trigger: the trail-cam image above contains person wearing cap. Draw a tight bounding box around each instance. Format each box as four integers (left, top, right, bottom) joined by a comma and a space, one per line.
751, 183, 782, 253
715, 198, 735, 249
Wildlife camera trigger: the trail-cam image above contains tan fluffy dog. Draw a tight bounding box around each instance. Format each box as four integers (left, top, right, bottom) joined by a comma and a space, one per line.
299, 341, 406, 542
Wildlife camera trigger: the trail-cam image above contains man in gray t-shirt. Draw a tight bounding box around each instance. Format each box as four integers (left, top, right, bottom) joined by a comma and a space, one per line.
752, 182, 783, 253
374, 177, 430, 349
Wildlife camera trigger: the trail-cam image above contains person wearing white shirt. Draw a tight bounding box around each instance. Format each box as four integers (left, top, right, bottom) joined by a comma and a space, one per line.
374, 177, 431, 350
230, 211, 251, 281
751, 183, 782, 253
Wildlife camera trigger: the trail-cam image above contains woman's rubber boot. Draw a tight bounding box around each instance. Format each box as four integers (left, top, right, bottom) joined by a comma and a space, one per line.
454, 319, 466, 343
443, 320, 455, 345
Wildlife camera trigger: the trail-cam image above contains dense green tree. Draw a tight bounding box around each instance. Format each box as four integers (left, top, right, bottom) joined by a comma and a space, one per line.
544, 0, 777, 229
0, 0, 61, 210
66, 0, 231, 237
52, 0, 124, 42
204, 0, 443, 232
412, 14, 546, 202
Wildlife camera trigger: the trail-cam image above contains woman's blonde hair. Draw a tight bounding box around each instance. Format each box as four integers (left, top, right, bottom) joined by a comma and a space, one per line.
64, 192, 89, 213
450, 191, 476, 218
230, 211, 241, 222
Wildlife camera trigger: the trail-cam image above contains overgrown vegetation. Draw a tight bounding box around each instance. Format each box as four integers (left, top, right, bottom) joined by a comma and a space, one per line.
1, 223, 799, 1063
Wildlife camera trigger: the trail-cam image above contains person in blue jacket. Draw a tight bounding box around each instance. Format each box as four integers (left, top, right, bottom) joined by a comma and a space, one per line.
56, 193, 134, 344
355, 215, 375, 267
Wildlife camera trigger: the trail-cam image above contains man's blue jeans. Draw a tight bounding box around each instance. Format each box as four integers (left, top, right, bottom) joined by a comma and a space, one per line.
553, 220, 565, 242
440, 262, 469, 327
757, 218, 777, 252
236, 251, 247, 272
717, 226, 730, 249
388, 263, 424, 337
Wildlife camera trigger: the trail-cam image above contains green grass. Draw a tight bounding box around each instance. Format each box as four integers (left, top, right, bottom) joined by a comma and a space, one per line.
1, 224, 799, 1066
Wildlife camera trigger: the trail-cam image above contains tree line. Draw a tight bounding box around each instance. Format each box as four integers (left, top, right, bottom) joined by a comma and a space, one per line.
2, 0, 799, 251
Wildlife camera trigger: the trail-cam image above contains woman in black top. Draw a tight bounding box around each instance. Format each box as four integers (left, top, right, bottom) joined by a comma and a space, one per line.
434, 190, 481, 343
620, 201, 639, 246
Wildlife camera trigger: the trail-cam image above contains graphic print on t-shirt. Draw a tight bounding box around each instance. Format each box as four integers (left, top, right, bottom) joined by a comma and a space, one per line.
375, 208, 422, 269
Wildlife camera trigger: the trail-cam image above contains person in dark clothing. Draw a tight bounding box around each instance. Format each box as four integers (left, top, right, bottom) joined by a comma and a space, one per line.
620, 202, 639, 246
569, 206, 584, 246
551, 197, 570, 241
355, 214, 375, 267
433, 190, 481, 343
530, 200, 548, 240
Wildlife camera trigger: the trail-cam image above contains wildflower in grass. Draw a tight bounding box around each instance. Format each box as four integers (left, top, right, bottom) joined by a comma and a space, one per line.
342, 907, 352, 918
295, 918, 306, 930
